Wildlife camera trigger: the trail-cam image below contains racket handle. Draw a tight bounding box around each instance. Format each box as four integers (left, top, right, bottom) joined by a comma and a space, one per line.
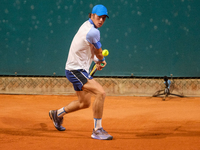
90, 63, 105, 76
90, 68, 97, 76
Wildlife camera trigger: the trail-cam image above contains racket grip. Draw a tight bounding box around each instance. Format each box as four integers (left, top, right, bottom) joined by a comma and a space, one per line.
90, 68, 97, 76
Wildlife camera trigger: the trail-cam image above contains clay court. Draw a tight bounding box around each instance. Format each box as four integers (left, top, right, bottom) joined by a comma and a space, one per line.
1, 94, 200, 150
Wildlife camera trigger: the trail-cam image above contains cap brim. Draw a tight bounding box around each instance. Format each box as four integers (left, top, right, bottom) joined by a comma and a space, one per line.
96, 13, 109, 18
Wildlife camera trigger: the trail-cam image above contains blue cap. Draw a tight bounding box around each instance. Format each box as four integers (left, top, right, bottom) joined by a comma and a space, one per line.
92, 4, 109, 18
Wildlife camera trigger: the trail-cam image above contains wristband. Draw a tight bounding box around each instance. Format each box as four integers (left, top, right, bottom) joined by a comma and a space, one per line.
98, 57, 105, 62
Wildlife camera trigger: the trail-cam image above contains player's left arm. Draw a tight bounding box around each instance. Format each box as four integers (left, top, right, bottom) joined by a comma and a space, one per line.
86, 28, 106, 70
94, 47, 106, 70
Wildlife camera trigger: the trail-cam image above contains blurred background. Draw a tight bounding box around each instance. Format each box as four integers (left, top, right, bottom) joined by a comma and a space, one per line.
0, 0, 199, 77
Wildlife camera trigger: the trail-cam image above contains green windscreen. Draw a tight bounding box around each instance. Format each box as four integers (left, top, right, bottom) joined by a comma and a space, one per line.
0, 0, 199, 77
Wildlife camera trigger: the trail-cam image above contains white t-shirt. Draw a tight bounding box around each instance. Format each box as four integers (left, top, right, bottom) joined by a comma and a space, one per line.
65, 19, 101, 73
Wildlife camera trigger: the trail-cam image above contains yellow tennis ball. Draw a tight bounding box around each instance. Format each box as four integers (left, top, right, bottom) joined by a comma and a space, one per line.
102, 49, 109, 56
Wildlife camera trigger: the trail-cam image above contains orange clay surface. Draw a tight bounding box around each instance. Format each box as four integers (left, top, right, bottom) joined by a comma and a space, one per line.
0, 94, 200, 150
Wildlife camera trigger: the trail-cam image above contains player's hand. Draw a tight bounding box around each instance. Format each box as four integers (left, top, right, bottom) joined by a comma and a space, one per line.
96, 61, 106, 70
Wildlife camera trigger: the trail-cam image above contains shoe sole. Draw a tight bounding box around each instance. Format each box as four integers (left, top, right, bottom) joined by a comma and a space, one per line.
91, 135, 113, 140
49, 110, 57, 127
49, 110, 52, 120
49, 110, 53, 120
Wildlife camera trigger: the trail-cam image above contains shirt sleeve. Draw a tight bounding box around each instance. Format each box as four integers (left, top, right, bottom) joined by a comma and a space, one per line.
86, 28, 102, 49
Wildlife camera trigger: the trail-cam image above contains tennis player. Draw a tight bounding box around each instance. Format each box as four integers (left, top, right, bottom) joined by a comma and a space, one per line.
49, 4, 113, 140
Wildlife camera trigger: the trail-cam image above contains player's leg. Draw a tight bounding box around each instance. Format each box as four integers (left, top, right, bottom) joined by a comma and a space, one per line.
82, 79, 113, 140
49, 69, 92, 131
60, 90, 91, 114
82, 79, 106, 119
56, 78, 105, 126
49, 90, 91, 131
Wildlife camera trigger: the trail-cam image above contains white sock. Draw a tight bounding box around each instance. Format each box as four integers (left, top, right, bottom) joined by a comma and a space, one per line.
94, 118, 102, 130
57, 107, 67, 118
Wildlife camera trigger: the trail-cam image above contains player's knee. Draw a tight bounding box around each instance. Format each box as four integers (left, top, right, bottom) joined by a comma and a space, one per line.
98, 90, 106, 100
102, 91, 106, 99
80, 101, 91, 109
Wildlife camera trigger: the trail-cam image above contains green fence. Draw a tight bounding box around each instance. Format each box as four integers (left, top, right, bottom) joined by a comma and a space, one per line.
1, 0, 200, 77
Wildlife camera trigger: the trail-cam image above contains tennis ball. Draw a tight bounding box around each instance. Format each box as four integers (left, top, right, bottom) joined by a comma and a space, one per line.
102, 49, 109, 56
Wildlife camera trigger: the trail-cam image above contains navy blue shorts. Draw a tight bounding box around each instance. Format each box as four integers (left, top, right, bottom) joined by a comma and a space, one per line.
65, 69, 93, 91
